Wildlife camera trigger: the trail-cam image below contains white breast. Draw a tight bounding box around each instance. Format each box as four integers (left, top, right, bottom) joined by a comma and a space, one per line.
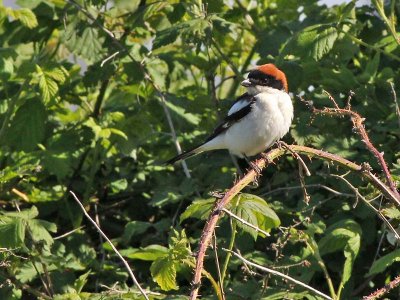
224, 89, 293, 157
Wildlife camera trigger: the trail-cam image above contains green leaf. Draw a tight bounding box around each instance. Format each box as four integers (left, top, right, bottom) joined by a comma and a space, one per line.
318, 219, 361, 287
27, 219, 57, 246
36, 65, 60, 104
42, 152, 71, 181
73, 270, 91, 293
165, 100, 201, 125
0, 217, 26, 248
367, 249, 400, 276
45, 67, 67, 83
280, 24, 338, 61
146, 58, 169, 90
180, 198, 215, 223
121, 221, 152, 242
123, 245, 168, 261
229, 193, 280, 240
150, 256, 178, 291
382, 207, 400, 219
6, 99, 47, 151
8, 8, 38, 28
318, 219, 361, 255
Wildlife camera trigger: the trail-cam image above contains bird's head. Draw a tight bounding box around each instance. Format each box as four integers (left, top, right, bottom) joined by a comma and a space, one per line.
241, 64, 288, 95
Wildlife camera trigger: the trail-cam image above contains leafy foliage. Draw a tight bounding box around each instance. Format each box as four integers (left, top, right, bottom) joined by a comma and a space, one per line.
0, 0, 399, 299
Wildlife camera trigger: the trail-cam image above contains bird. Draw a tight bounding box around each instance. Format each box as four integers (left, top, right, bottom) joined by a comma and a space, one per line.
166, 63, 293, 167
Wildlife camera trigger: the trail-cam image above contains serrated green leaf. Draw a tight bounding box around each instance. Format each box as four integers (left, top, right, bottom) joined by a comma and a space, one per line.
6, 99, 47, 151
229, 193, 280, 240
153, 22, 190, 49
38, 67, 59, 104
382, 207, 400, 219
367, 249, 400, 276
45, 68, 67, 83
150, 256, 178, 291
180, 198, 215, 223
280, 24, 338, 61
9, 8, 38, 28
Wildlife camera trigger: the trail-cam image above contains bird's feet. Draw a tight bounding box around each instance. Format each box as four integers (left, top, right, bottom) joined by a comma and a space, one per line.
260, 152, 275, 165
209, 191, 225, 199
248, 161, 262, 176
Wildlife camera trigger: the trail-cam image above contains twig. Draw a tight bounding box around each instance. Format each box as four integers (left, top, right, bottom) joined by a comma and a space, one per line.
189, 144, 400, 300
54, 226, 85, 240
31, 259, 52, 297
11, 188, 29, 202
101, 51, 120, 67
363, 275, 400, 300
222, 208, 270, 237
69, 191, 150, 300
212, 231, 225, 300
345, 32, 400, 62
331, 174, 400, 241
389, 82, 400, 128
224, 249, 333, 300
261, 184, 355, 198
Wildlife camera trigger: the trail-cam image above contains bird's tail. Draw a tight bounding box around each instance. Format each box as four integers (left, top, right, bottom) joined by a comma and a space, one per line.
165, 144, 205, 164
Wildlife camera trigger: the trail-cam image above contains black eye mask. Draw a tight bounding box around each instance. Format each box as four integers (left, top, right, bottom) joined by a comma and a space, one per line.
247, 70, 285, 91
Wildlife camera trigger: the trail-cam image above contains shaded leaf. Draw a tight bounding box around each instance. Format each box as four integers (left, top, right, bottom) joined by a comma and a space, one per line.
6, 99, 46, 151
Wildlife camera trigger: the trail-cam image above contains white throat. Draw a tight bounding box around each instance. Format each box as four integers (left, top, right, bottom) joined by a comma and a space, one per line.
247, 85, 283, 95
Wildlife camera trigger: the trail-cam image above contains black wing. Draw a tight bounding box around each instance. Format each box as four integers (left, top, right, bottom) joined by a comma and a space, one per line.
205, 94, 255, 142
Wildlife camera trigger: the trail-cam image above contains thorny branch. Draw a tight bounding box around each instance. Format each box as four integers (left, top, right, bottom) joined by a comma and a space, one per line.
363, 275, 400, 300
300, 91, 400, 200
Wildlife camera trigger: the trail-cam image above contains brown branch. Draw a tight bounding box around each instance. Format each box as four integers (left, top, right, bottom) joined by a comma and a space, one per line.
300, 93, 400, 200
189, 145, 400, 300
362, 275, 400, 300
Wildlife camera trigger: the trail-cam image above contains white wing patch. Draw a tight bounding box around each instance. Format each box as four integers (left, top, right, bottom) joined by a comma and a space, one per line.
228, 99, 251, 116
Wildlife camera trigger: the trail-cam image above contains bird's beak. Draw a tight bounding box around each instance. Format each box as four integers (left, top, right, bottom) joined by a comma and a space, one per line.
241, 79, 252, 87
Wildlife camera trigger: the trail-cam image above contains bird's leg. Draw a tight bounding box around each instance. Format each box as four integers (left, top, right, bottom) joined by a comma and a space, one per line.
243, 154, 262, 176
230, 153, 244, 179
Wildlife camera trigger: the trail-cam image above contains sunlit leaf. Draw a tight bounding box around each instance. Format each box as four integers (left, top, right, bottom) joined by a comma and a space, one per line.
150, 256, 178, 291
